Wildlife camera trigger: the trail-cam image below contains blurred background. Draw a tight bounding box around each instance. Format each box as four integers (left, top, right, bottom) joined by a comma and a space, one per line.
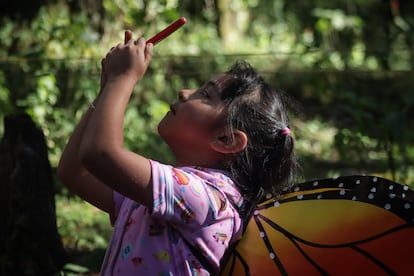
1, 0, 413, 274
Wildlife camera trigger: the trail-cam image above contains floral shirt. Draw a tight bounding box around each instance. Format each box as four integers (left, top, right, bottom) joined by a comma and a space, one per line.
100, 160, 244, 275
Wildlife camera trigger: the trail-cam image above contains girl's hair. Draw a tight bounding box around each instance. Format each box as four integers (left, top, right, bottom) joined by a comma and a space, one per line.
221, 60, 299, 201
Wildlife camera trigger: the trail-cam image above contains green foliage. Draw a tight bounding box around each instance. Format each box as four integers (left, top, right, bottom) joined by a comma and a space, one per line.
0, 0, 412, 172
55, 196, 112, 251
1, 0, 414, 258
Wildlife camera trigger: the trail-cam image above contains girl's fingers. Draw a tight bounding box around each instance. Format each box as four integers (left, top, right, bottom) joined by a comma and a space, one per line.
124, 30, 132, 44
135, 37, 146, 46
135, 37, 152, 63
145, 43, 153, 63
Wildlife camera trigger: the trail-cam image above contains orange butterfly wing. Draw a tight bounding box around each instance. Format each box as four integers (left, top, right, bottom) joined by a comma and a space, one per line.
222, 176, 414, 275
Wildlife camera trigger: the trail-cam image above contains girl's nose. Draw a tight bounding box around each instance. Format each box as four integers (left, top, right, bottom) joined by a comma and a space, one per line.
178, 89, 193, 102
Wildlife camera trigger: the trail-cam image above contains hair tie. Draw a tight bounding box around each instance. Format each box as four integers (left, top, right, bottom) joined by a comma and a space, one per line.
279, 127, 291, 137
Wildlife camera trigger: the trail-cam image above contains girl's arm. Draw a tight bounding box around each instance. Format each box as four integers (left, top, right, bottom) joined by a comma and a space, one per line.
57, 97, 114, 213
79, 38, 154, 208
57, 31, 136, 214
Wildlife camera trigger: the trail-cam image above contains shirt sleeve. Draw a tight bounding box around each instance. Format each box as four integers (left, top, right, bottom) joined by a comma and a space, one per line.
150, 160, 243, 270
109, 191, 125, 226
150, 160, 218, 230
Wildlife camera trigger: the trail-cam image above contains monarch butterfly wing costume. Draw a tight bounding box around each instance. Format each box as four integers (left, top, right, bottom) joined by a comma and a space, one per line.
221, 175, 414, 275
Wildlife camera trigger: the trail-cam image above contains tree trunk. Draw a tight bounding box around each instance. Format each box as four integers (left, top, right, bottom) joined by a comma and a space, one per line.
0, 113, 67, 276
217, 0, 250, 52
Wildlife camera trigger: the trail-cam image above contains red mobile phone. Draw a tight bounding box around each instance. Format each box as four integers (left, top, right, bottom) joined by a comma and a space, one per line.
147, 17, 187, 45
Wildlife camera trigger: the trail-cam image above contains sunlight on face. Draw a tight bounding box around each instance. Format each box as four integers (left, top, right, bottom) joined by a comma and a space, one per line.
158, 74, 234, 165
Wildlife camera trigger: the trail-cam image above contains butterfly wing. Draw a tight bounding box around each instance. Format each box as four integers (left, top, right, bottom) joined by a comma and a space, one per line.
221, 175, 414, 275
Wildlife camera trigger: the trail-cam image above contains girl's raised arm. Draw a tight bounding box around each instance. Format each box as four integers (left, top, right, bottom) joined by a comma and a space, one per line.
79, 38, 154, 208
57, 101, 114, 214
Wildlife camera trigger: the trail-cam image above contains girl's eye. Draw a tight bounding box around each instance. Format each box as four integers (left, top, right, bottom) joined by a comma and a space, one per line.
200, 88, 211, 99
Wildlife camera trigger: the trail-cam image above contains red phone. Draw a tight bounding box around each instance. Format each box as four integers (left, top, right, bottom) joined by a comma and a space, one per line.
147, 17, 187, 45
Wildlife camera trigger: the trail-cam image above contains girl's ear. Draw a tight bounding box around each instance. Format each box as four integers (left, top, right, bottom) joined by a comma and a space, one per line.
210, 130, 248, 154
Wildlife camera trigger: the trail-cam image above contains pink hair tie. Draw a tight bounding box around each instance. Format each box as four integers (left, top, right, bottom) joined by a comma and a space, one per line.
279, 127, 291, 136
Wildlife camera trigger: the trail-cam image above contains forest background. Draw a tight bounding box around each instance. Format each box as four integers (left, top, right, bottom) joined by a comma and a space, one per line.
1, 0, 413, 273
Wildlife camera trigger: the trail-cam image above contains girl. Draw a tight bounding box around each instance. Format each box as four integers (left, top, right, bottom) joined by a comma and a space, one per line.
57, 31, 297, 275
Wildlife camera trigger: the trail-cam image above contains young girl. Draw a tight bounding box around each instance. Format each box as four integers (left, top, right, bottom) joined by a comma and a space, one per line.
57, 31, 297, 275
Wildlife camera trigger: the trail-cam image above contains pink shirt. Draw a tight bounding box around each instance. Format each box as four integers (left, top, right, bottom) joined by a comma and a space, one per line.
100, 160, 244, 275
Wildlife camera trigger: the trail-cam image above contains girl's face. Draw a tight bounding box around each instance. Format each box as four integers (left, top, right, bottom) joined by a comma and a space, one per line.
158, 74, 232, 166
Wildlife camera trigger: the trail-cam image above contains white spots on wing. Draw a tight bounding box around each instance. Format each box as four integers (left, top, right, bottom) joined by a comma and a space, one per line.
267, 177, 414, 225
367, 185, 377, 200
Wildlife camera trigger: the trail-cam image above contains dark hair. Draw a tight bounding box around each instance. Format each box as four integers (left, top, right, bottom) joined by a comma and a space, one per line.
221, 60, 298, 201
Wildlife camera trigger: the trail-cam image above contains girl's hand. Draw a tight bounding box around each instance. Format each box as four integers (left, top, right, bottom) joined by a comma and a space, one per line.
99, 30, 135, 91
103, 37, 153, 85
